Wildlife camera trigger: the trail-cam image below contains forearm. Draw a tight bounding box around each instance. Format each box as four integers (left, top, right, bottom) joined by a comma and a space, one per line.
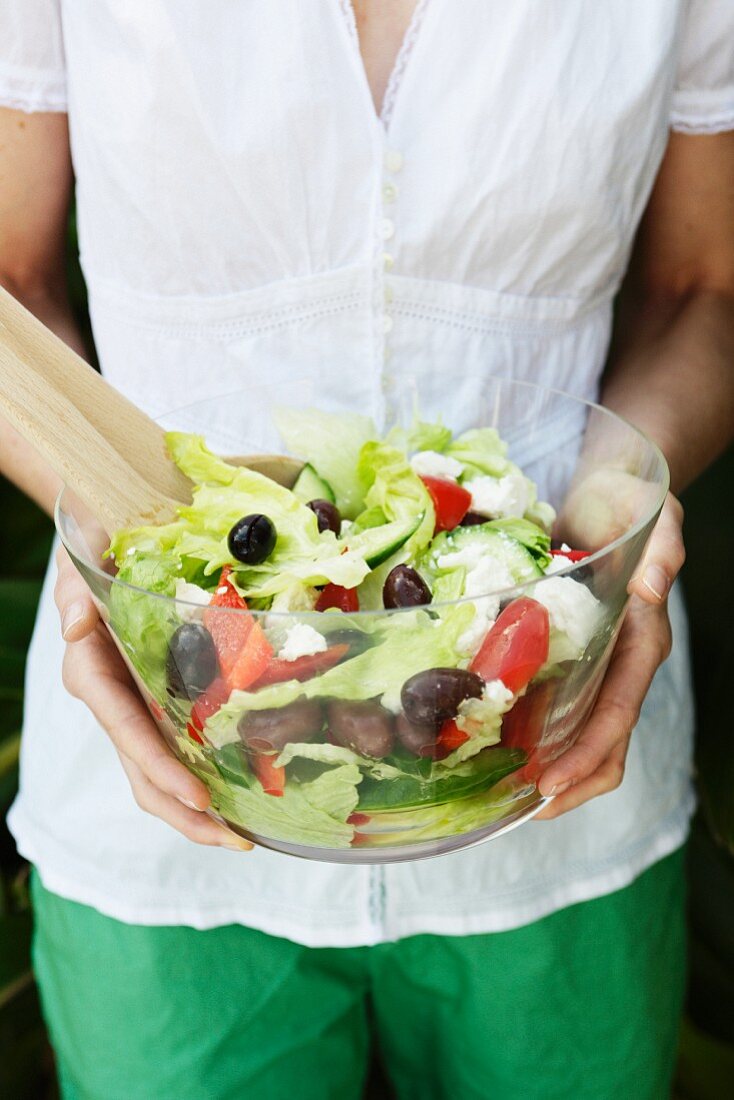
0, 278, 87, 515
602, 287, 734, 495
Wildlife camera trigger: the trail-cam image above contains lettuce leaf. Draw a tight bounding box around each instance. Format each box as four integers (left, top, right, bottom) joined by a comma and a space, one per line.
386, 417, 453, 455
353, 441, 435, 556
110, 433, 371, 601
274, 408, 376, 520
109, 552, 180, 699
445, 428, 512, 479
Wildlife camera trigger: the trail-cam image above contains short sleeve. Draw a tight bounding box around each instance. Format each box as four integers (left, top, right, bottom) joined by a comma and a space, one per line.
671, 0, 734, 132
0, 1, 66, 113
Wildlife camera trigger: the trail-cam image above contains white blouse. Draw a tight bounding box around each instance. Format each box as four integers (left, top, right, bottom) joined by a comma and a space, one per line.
3, 0, 733, 944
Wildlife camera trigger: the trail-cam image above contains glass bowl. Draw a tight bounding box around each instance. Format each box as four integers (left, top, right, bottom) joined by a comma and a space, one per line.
56, 375, 668, 863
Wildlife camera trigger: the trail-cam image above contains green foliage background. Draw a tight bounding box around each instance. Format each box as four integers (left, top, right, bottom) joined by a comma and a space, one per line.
0, 221, 731, 1097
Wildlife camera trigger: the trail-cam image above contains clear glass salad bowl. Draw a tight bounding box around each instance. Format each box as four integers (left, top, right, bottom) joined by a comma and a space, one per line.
55, 375, 668, 863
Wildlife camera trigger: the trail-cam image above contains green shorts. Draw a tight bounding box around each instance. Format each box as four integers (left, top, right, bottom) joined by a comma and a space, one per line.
31, 848, 685, 1100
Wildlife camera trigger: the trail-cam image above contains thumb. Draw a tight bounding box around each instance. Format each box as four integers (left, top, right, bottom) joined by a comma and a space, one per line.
628, 494, 685, 606
54, 546, 100, 642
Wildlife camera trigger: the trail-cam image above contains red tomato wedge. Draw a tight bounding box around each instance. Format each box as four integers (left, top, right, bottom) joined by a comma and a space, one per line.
186, 722, 205, 746
501, 681, 555, 783
434, 717, 469, 759
249, 753, 286, 797
204, 567, 274, 691
251, 644, 350, 688
470, 597, 550, 694
550, 548, 591, 562
190, 676, 231, 733
419, 475, 472, 533
315, 584, 359, 613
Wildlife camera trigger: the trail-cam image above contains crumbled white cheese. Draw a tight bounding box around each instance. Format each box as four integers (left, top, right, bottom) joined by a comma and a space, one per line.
174, 580, 212, 622
437, 543, 516, 656
277, 623, 328, 662
457, 600, 497, 657
533, 576, 601, 663
544, 555, 572, 575
456, 679, 514, 735
410, 450, 463, 480
464, 473, 530, 519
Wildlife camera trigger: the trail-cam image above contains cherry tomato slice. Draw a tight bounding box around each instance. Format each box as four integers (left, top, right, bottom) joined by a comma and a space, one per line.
249, 752, 286, 797
419, 475, 472, 533
190, 676, 231, 732
550, 548, 591, 562
434, 717, 470, 759
315, 584, 360, 612
470, 596, 550, 694
224, 623, 274, 692
252, 644, 350, 688
204, 567, 274, 691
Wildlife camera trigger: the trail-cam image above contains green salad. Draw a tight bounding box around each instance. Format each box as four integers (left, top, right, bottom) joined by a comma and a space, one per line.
107, 410, 601, 851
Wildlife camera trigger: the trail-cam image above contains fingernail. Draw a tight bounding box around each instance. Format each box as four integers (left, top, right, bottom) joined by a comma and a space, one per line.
548, 779, 574, 797
641, 565, 668, 602
176, 796, 203, 811
222, 839, 253, 852
61, 601, 86, 639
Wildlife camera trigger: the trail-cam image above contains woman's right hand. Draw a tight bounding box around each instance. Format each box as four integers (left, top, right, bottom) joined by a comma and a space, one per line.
53, 546, 252, 851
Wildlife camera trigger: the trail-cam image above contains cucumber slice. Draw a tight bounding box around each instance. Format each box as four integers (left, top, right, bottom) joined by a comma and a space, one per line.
292, 463, 336, 504
424, 522, 543, 586
345, 515, 422, 568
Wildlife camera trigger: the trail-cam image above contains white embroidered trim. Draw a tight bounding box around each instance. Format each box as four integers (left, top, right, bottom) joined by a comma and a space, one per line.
0, 76, 67, 114
336, 0, 431, 128
670, 111, 734, 134
380, 0, 431, 128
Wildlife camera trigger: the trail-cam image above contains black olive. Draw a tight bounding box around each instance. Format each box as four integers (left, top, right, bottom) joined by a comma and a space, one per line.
165, 623, 219, 700
238, 698, 324, 752
321, 628, 373, 657
327, 700, 395, 758
307, 498, 342, 535
460, 511, 488, 527
401, 667, 484, 730
382, 564, 432, 609
228, 514, 277, 565
395, 713, 439, 757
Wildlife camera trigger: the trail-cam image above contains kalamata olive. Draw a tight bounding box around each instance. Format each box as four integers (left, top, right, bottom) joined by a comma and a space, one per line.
307, 498, 342, 535
382, 564, 432, 609
401, 667, 484, 730
327, 700, 395, 758
321, 628, 373, 657
228, 513, 277, 565
165, 623, 219, 699
460, 511, 488, 527
395, 713, 439, 757
238, 698, 324, 752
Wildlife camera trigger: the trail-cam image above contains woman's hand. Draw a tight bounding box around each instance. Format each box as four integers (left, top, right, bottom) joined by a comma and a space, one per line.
54, 547, 252, 850
535, 493, 685, 819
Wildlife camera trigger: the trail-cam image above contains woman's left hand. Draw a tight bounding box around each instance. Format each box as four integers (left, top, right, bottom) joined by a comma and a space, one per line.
535, 493, 685, 819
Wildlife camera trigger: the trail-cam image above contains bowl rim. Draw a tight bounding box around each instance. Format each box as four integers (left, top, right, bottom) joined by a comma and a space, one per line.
54, 377, 670, 619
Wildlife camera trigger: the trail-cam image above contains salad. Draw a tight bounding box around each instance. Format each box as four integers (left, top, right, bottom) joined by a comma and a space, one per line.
107, 410, 602, 853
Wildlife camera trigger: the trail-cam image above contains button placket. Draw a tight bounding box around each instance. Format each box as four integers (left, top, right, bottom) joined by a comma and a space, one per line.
381, 148, 403, 363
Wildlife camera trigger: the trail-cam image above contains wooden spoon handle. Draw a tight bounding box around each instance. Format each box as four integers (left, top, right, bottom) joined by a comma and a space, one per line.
0, 285, 192, 504
0, 301, 181, 534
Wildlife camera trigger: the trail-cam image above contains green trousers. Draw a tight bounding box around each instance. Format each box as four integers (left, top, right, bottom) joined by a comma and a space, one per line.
31, 848, 685, 1100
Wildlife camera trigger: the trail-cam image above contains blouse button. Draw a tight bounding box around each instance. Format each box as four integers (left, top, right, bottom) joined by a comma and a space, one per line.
382, 314, 394, 334
381, 218, 395, 241
384, 284, 394, 304
383, 252, 394, 270
382, 182, 398, 203
384, 149, 403, 173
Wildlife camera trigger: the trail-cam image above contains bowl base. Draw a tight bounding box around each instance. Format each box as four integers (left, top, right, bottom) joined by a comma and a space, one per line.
215, 795, 550, 864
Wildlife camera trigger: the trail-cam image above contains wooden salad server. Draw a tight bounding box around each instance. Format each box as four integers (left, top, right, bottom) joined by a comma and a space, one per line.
0, 286, 302, 535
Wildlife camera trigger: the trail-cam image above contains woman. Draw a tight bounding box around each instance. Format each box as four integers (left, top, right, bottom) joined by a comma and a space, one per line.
1, 2, 733, 1097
